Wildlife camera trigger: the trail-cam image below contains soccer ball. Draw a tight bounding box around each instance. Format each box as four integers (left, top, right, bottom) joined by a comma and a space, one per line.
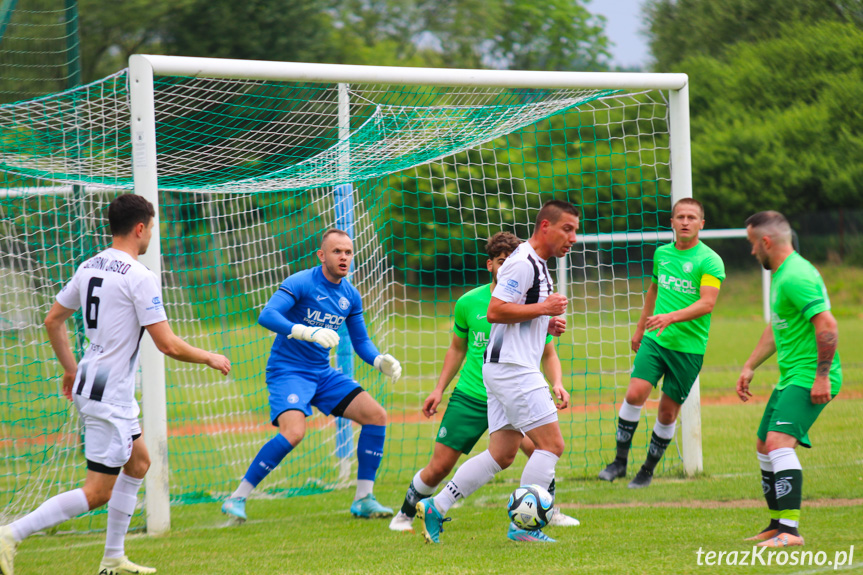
507, 484, 554, 530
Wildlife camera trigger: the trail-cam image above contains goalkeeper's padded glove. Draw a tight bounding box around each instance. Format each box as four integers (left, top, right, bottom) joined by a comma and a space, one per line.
289, 324, 340, 349
374, 353, 402, 382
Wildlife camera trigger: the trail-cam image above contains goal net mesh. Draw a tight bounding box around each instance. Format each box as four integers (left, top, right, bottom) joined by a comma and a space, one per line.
0, 68, 674, 531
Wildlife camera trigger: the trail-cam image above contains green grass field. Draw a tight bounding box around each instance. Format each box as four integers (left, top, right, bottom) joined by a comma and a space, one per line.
6, 266, 863, 574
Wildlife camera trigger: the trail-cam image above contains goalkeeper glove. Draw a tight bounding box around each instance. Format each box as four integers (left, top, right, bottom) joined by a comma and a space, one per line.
374, 354, 402, 382
289, 324, 340, 349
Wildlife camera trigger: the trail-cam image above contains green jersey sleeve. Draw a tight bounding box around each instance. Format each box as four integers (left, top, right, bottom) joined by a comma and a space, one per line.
700, 250, 726, 283
782, 267, 830, 321
453, 296, 469, 338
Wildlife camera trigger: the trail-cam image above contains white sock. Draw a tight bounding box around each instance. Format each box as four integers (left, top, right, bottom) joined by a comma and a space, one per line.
520, 449, 559, 489
355, 479, 374, 501
769, 447, 801, 473
619, 399, 643, 422
757, 452, 772, 473
433, 450, 501, 515
653, 420, 676, 440
9, 488, 89, 541
104, 472, 143, 559
413, 470, 436, 495
230, 479, 254, 500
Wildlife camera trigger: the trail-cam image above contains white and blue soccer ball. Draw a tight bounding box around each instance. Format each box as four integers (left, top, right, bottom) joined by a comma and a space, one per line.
507, 484, 554, 530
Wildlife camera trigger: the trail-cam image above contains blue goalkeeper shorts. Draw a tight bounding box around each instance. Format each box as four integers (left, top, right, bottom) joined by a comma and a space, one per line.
266, 364, 363, 424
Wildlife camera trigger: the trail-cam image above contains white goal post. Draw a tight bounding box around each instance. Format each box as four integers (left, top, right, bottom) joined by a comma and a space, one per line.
127, 55, 694, 535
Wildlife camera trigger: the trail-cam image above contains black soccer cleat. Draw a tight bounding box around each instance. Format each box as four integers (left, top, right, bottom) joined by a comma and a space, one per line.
627, 467, 653, 489
598, 460, 627, 482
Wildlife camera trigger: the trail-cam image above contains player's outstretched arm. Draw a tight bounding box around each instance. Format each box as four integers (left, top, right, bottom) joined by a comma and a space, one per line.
145, 321, 231, 375
343, 311, 402, 381
632, 282, 658, 351
736, 325, 776, 402
541, 341, 569, 410
423, 335, 468, 417
44, 301, 79, 400
646, 285, 719, 336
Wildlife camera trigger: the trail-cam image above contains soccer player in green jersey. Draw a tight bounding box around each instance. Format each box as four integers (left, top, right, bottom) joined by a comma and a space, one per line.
389, 231, 579, 532
736, 211, 841, 548
598, 198, 725, 488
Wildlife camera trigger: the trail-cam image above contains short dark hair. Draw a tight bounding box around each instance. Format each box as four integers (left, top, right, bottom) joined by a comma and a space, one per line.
485, 231, 520, 260
745, 211, 793, 245
321, 228, 350, 247
672, 198, 704, 219
745, 210, 789, 230
534, 200, 580, 232
108, 194, 155, 236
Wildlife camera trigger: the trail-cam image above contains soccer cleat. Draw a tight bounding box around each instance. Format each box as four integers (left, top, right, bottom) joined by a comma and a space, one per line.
547, 509, 580, 527
598, 460, 627, 482
416, 498, 450, 544
744, 527, 778, 542
507, 523, 556, 543
627, 468, 653, 489
757, 533, 805, 548
98, 555, 156, 574
221, 497, 247, 523
0, 525, 18, 575
388, 511, 415, 532
350, 494, 393, 519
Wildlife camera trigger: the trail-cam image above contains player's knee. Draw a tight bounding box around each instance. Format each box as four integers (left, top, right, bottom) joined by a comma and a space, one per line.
125, 455, 150, 479
365, 405, 387, 426
83, 485, 112, 510
280, 427, 305, 446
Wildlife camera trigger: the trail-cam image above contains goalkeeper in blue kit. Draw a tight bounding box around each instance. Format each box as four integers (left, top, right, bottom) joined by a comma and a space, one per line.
222, 229, 402, 521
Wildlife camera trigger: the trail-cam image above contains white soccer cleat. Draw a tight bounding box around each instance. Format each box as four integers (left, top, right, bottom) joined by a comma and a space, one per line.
388, 511, 415, 532
548, 509, 580, 527
0, 525, 18, 575
98, 555, 156, 575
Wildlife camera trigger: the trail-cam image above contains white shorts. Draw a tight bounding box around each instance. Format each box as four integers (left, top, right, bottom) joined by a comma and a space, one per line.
73, 396, 141, 470
482, 362, 558, 433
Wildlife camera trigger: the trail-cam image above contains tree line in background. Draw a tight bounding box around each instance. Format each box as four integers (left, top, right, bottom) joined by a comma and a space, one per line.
2, 0, 862, 265
78, 0, 863, 233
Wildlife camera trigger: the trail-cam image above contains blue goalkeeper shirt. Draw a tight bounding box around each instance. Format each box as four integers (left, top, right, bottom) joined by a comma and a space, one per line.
259, 266, 380, 370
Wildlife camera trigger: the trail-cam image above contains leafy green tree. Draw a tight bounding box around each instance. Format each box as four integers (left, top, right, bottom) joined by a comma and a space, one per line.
684, 21, 863, 227
644, 0, 863, 72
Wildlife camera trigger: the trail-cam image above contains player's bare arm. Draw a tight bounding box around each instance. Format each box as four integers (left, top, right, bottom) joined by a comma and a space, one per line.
423, 334, 468, 418
646, 285, 719, 336
736, 325, 777, 402
631, 282, 658, 351
541, 341, 569, 410
811, 310, 838, 405
145, 321, 231, 375
44, 301, 79, 400
487, 292, 567, 324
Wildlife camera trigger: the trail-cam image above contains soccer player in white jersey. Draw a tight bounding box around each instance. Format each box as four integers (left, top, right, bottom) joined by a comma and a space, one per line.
0, 194, 231, 575
417, 200, 578, 544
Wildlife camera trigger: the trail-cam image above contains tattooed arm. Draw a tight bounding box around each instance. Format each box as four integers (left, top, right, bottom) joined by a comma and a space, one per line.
810, 311, 838, 404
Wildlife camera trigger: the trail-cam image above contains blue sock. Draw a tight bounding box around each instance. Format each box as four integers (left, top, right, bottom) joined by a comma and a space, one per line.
356, 424, 386, 481
243, 434, 293, 487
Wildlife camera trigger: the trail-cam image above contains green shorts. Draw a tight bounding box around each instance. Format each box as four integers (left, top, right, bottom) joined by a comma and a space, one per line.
631, 337, 703, 405
436, 387, 489, 454
757, 384, 834, 448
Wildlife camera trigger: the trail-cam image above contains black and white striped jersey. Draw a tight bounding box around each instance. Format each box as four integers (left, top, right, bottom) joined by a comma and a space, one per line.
56, 248, 167, 407
484, 241, 552, 369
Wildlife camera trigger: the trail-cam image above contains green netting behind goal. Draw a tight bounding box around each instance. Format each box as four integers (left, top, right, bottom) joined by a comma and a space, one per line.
1, 69, 674, 532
